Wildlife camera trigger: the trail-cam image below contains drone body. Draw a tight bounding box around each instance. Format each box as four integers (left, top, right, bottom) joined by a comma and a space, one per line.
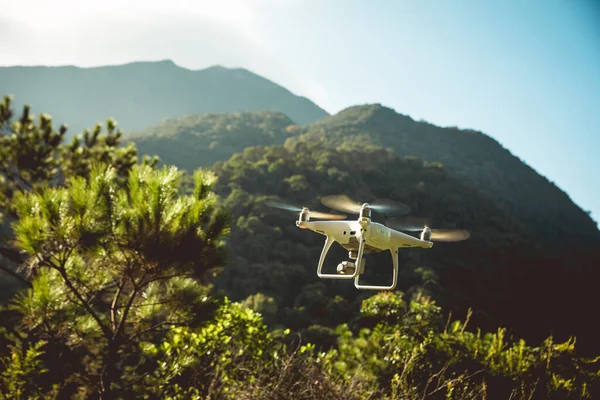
268, 195, 469, 291
295, 204, 432, 290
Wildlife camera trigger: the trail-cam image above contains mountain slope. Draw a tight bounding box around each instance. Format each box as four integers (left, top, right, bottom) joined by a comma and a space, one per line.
211, 142, 529, 322
209, 141, 600, 355
129, 111, 296, 173
129, 103, 599, 250
123, 106, 600, 353
291, 104, 600, 248
0, 60, 329, 135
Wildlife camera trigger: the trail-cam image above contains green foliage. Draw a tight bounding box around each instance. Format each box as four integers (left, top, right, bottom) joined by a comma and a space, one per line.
139, 298, 270, 397
361, 290, 406, 323
0, 97, 65, 220
241, 293, 278, 327
8, 163, 229, 398
0, 95, 151, 222
61, 118, 158, 181
140, 298, 373, 400
129, 292, 600, 400
0, 95, 155, 298
0, 329, 58, 400
130, 111, 296, 173
314, 292, 600, 399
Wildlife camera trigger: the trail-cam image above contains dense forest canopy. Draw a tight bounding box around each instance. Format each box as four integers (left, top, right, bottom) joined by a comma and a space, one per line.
0, 95, 599, 399
209, 140, 599, 354
0, 60, 329, 135
130, 111, 297, 173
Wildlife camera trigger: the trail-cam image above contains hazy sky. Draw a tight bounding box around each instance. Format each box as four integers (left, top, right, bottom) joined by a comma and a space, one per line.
2, 0, 599, 224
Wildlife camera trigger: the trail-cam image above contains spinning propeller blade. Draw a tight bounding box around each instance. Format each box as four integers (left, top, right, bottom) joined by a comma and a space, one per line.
320, 195, 362, 214
429, 229, 471, 242
266, 200, 346, 220
386, 216, 470, 242
266, 201, 302, 213
370, 198, 412, 216
321, 194, 411, 216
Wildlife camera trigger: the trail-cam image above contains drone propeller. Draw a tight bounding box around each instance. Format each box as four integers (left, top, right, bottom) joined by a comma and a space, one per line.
320, 194, 411, 216
386, 216, 470, 242
266, 200, 347, 220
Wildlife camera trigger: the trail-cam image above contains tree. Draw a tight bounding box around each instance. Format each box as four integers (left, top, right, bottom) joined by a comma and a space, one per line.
0, 95, 157, 290
9, 163, 230, 398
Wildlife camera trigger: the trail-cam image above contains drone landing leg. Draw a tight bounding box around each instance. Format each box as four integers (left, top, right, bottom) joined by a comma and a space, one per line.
317, 236, 360, 279
354, 248, 398, 290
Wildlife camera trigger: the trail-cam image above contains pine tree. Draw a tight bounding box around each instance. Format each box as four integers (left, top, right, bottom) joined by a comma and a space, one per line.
9, 163, 229, 398
0, 95, 157, 288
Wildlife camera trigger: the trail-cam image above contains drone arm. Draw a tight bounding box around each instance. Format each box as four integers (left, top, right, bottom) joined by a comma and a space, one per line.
354, 247, 398, 290
317, 236, 360, 279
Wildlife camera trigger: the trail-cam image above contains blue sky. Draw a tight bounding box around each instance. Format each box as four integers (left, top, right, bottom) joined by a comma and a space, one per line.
2, 0, 599, 224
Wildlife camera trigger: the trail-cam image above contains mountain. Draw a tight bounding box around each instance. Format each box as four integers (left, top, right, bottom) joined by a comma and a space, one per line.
0, 60, 329, 135
290, 104, 600, 248
131, 103, 599, 249
126, 105, 600, 354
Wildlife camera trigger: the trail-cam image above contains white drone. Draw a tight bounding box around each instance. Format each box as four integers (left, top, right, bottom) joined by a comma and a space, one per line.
267, 195, 470, 291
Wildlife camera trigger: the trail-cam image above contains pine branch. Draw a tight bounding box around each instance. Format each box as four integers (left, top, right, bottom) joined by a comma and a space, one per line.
141, 272, 197, 288
111, 280, 125, 333
129, 320, 184, 341
113, 299, 176, 309
53, 260, 112, 341
114, 273, 146, 340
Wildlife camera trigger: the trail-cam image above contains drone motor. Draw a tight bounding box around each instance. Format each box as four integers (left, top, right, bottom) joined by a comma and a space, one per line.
299, 207, 310, 223
420, 226, 432, 241
359, 203, 371, 220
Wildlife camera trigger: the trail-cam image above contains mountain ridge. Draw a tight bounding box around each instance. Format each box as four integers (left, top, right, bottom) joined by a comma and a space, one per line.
292, 103, 600, 246
0, 59, 329, 135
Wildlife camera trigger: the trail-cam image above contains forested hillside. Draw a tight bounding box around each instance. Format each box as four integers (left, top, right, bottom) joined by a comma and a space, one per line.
0, 60, 329, 135
211, 142, 529, 323
125, 105, 600, 354
130, 111, 296, 173
1, 97, 599, 399
292, 104, 599, 247
209, 141, 600, 354
130, 103, 599, 250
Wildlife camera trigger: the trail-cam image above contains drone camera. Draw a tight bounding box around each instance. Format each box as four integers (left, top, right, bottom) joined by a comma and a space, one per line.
337, 261, 356, 275
337, 258, 365, 275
